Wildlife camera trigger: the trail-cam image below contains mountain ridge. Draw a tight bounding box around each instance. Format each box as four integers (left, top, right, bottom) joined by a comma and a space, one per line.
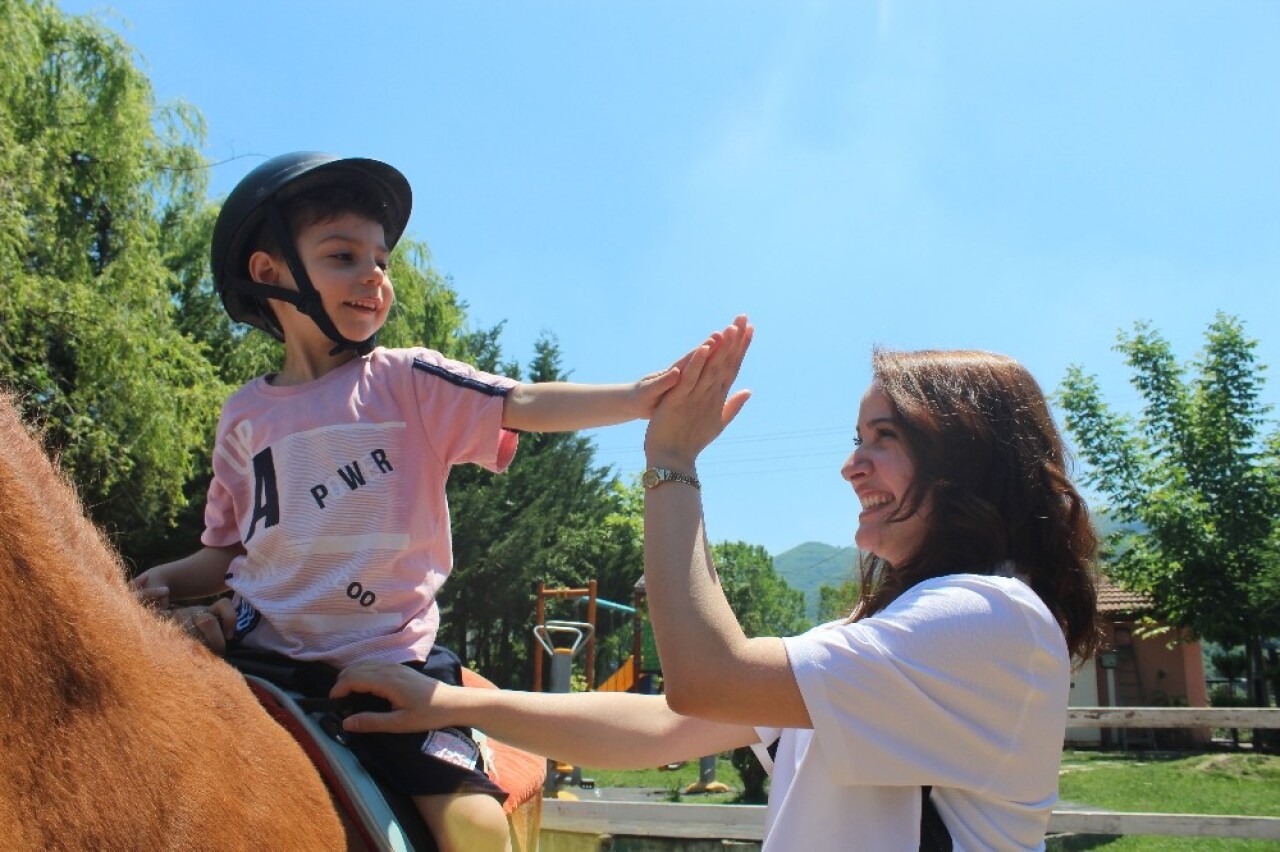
772, 541, 860, 619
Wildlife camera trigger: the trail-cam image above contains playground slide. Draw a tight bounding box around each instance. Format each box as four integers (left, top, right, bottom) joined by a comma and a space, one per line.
595, 655, 636, 693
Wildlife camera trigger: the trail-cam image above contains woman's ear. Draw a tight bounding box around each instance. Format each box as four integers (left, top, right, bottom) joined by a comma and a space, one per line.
247, 250, 282, 285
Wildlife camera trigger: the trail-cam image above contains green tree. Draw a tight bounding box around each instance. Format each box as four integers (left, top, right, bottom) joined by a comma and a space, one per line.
0, 0, 226, 566
0, 2, 474, 570
1058, 314, 1280, 709
816, 577, 861, 623
712, 541, 810, 638
439, 336, 645, 688
377, 239, 468, 356
710, 542, 806, 803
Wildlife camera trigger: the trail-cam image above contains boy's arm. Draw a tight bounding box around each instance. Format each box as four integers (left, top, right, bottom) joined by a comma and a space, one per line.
501, 376, 676, 433
130, 544, 242, 603
334, 662, 757, 769
500, 330, 722, 433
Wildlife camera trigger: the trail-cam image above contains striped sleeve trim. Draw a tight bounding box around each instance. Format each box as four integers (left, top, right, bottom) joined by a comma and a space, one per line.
412, 357, 510, 397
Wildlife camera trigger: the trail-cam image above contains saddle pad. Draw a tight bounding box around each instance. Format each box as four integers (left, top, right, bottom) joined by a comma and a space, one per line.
460, 668, 549, 816
246, 668, 546, 852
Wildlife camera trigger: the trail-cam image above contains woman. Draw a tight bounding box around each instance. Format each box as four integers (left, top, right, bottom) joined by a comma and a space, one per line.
335, 316, 1099, 850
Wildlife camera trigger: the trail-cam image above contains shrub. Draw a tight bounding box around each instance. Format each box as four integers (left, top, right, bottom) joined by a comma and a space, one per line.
731, 747, 768, 803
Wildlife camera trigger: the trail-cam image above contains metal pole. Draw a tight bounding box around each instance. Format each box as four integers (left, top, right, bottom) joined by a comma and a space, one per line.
586, 579, 598, 689
533, 582, 546, 691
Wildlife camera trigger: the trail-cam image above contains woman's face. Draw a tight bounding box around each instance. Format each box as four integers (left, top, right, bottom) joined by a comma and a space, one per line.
841, 383, 931, 566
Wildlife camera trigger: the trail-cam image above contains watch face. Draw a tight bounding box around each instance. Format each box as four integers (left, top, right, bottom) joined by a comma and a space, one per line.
642, 469, 659, 488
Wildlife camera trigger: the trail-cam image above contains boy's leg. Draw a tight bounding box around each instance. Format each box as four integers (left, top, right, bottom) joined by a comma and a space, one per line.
414, 791, 511, 852
353, 650, 512, 849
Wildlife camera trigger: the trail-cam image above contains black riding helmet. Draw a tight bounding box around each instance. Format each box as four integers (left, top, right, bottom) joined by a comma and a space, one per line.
211, 152, 412, 355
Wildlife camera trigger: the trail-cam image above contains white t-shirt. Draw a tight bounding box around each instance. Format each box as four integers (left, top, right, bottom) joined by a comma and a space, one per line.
755, 574, 1069, 851
202, 347, 518, 667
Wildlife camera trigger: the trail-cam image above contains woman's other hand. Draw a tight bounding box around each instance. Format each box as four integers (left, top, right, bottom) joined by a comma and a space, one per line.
333, 661, 453, 734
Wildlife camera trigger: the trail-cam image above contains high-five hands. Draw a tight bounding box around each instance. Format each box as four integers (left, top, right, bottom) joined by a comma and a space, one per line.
644, 315, 754, 471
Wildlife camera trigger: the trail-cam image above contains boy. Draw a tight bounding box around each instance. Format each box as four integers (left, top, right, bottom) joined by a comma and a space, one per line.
132, 152, 700, 852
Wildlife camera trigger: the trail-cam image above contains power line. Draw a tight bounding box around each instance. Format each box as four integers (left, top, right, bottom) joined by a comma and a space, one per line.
587, 424, 852, 455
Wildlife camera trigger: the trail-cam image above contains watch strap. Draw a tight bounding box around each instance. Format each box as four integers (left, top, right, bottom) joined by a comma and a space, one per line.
642, 467, 701, 490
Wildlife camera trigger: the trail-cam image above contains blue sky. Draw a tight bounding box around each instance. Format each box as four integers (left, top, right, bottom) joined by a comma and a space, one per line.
60, 1, 1280, 556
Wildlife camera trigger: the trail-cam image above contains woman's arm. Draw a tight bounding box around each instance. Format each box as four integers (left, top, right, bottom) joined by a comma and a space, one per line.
333, 662, 758, 769
641, 316, 812, 729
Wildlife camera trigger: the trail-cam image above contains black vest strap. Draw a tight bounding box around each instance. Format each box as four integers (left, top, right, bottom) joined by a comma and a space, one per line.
919, 786, 953, 851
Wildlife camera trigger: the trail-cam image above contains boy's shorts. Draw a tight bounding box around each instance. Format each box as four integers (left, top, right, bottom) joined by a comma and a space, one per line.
232, 644, 507, 803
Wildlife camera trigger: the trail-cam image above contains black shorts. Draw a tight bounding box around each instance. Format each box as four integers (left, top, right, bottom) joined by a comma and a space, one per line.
231, 644, 507, 803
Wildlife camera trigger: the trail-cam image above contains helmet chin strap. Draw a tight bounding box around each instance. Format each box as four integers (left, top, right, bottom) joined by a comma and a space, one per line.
264, 205, 376, 357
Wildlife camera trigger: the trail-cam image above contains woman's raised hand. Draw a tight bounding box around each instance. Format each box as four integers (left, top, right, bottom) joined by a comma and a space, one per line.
644, 314, 753, 470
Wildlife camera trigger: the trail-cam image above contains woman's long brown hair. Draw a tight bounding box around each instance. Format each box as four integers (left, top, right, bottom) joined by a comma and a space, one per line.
852, 349, 1101, 661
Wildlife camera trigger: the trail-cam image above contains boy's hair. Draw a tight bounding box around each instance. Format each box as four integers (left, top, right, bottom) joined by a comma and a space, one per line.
248, 181, 396, 261
852, 348, 1101, 661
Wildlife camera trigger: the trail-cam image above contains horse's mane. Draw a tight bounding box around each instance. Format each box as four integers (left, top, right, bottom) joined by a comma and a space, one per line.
0, 391, 344, 849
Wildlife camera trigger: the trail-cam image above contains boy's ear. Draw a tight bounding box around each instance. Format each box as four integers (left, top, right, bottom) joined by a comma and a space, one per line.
247, 250, 282, 285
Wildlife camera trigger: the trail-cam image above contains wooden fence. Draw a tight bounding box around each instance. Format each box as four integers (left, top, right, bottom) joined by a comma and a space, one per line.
540, 707, 1280, 845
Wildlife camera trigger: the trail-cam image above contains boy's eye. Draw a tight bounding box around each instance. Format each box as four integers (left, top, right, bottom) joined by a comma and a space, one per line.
331, 251, 353, 262
852, 435, 863, 448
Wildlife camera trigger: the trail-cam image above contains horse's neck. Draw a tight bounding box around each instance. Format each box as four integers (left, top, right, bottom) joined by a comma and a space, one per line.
0, 399, 140, 720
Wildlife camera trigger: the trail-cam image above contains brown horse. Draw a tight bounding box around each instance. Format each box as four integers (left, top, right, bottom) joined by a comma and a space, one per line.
0, 392, 345, 849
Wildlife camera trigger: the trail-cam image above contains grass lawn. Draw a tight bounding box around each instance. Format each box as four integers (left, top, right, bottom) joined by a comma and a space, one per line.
1056, 750, 1280, 851
581, 750, 1280, 848
579, 757, 749, 804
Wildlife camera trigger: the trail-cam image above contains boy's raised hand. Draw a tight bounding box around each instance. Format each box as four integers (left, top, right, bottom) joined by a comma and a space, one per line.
628, 341, 704, 418
644, 315, 753, 470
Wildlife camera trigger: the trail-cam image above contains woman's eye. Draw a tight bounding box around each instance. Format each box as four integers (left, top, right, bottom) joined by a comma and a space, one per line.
331, 251, 352, 262
852, 435, 863, 448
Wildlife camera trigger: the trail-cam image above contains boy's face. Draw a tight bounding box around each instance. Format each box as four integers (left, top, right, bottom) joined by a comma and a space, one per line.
251, 212, 394, 352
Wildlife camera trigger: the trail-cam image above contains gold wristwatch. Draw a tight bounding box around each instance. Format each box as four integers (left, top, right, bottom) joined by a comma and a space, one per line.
641, 467, 700, 490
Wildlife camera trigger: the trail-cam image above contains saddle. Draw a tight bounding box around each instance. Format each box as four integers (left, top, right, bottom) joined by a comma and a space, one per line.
226, 654, 544, 852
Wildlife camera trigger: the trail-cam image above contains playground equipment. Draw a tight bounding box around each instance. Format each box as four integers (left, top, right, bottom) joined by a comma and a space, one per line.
685, 755, 731, 795
532, 580, 649, 695
534, 578, 730, 796
533, 581, 598, 693
578, 592, 642, 693
532, 618, 595, 798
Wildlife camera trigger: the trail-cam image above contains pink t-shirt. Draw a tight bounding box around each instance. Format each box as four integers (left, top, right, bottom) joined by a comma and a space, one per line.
202, 347, 519, 667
